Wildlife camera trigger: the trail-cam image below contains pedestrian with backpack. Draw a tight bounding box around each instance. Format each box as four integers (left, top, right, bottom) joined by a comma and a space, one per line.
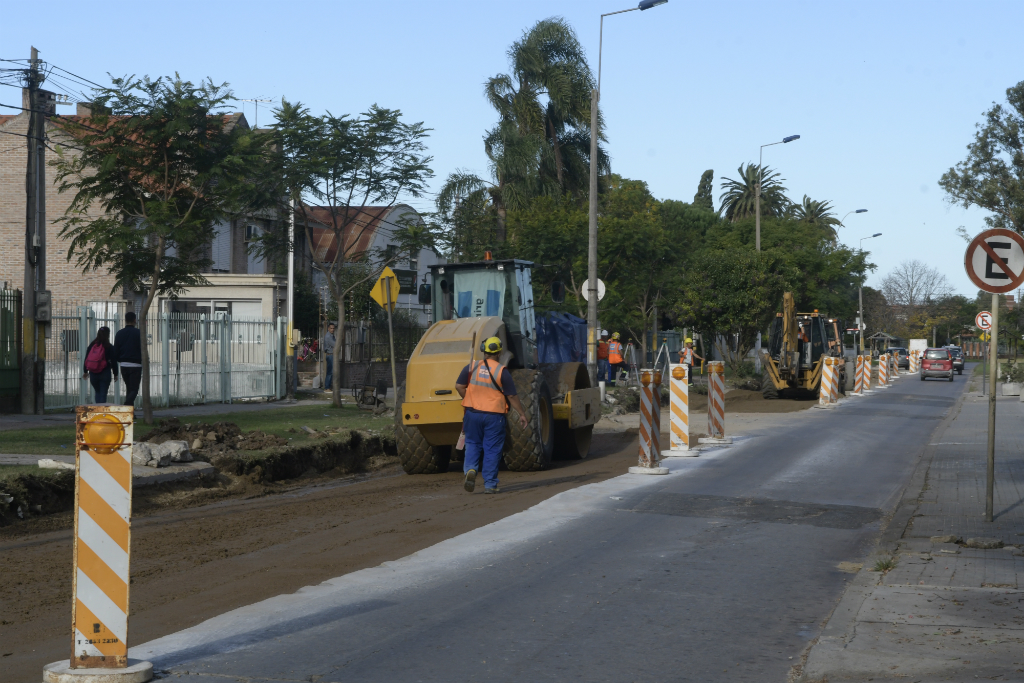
82, 326, 119, 403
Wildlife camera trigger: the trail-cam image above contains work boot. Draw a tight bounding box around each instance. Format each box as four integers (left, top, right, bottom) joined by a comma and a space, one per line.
484, 487, 501, 494
463, 469, 477, 493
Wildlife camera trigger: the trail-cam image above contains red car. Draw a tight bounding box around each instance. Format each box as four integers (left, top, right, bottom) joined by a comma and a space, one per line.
920, 347, 953, 382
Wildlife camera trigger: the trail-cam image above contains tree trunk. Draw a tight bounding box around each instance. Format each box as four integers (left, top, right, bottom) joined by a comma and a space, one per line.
496, 206, 507, 244
139, 242, 163, 424
549, 119, 564, 190
332, 296, 345, 408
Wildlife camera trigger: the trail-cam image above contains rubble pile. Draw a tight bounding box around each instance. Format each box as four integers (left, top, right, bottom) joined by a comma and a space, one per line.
139, 417, 286, 459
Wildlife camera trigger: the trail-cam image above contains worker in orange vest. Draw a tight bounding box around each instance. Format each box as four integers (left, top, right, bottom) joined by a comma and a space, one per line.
455, 336, 528, 494
680, 337, 704, 384
607, 332, 624, 386
597, 330, 610, 384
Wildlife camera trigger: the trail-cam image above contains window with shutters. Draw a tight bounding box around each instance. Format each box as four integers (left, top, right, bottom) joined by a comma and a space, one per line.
211, 220, 231, 272
245, 224, 265, 274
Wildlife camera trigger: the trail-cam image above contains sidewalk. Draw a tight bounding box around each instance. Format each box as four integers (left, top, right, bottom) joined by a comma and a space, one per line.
801, 378, 1024, 682
0, 398, 331, 432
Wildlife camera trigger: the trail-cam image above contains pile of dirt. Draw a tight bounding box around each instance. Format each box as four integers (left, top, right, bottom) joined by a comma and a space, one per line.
139, 418, 287, 455
0, 470, 75, 526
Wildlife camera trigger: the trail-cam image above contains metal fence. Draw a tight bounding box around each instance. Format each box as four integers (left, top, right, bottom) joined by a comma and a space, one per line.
0, 289, 20, 406
339, 321, 428, 363
46, 304, 286, 410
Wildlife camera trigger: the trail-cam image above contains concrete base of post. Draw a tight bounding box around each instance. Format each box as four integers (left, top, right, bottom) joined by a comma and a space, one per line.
662, 447, 697, 458
43, 661, 153, 683
628, 465, 670, 475
698, 437, 732, 445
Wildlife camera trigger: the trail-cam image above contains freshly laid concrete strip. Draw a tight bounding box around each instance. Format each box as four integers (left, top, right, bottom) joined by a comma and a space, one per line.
127, 451, 729, 670
1, 454, 215, 486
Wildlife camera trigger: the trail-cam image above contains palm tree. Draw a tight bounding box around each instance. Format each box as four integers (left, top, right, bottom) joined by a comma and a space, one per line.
718, 163, 790, 221
791, 195, 841, 240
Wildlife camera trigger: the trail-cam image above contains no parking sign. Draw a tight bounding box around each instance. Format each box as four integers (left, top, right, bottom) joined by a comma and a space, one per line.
964, 228, 1024, 293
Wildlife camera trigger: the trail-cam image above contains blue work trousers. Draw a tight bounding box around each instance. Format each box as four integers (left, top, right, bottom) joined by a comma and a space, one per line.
598, 359, 609, 384
462, 409, 506, 490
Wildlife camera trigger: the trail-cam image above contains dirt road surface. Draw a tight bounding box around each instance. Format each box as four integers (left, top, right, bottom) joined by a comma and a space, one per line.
2, 432, 641, 682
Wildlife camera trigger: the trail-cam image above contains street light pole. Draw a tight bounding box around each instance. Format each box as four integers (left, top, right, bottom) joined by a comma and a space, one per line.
753, 134, 798, 372
587, 0, 667, 384
859, 231, 882, 353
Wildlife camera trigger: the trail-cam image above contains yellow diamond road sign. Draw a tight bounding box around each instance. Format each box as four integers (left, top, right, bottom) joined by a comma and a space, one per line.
370, 267, 400, 311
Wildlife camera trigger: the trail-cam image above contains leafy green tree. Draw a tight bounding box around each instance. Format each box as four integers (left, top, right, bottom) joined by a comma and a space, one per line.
791, 195, 841, 240
675, 250, 794, 373
272, 100, 433, 405
939, 80, 1024, 233
718, 163, 790, 221
693, 169, 714, 211
53, 75, 272, 422
703, 216, 870, 320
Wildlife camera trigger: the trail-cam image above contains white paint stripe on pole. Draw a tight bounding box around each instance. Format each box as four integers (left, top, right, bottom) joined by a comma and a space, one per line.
79, 453, 130, 521
76, 568, 128, 643
77, 511, 129, 578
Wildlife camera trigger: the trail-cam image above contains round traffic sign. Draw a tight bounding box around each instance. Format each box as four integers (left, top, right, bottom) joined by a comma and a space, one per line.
581, 278, 606, 302
976, 311, 992, 330
964, 228, 1024, 294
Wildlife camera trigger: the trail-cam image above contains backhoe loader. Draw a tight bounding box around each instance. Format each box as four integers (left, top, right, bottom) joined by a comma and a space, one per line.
760, 292, 847, 399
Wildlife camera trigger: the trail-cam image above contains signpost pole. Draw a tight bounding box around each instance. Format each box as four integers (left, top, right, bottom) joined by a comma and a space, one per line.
986, 294, 998, 522
384, 277, 398, 401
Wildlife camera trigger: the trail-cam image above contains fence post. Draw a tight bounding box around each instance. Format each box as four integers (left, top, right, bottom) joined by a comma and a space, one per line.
200, 314, 208, 403
276, 316, 284, 400
78, 306, 89, 406
221, 315, 232, 404
161, 312, 170, 408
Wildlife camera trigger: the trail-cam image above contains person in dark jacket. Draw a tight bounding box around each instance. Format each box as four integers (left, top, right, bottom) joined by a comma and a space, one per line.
114, 312, 143, 406
82, 326, 119, 403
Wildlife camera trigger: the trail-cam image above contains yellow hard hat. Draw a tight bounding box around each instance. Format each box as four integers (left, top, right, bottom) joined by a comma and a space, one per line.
685, 337, 693, 343
612, 332, 620, 340
480, 336, 503, 354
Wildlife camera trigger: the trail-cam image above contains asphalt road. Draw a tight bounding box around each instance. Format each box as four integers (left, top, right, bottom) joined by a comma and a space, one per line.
139, 373, 967, 682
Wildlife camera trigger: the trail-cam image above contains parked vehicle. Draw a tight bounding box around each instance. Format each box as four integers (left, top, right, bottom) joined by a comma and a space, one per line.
921, 347, 954, 382
885, 346, 910, 370
945, 346, 964, 375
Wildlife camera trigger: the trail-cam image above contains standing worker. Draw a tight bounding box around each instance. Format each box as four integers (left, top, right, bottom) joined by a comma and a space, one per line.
681, 337, 704, 385
322, 322, 337, 391
113, 312, 142, 409
455, 336, 529, 494
607, 332, 624, 386
597, 330, 610, 385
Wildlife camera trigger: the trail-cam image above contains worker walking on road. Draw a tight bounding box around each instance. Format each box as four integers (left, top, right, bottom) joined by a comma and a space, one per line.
455, 337, 529, 494
597, 330, 610, 384
681, 337, 704, 385
607, 333, 624, 386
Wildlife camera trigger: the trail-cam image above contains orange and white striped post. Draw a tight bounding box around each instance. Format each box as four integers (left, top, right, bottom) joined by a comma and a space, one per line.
44, 405, 153, 683
629, 370, 668, 474
890, 353, 900, 379
878, 353, 889, 387
853, 356, 865, 394
663, 363, 693, 456
819, 357, 834, 406
698, 361, 732, 445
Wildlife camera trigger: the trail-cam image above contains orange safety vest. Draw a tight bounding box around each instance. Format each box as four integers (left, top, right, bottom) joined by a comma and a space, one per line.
681, 346, 694, 364
608, 341, 624, 364
462, 359, 508, 414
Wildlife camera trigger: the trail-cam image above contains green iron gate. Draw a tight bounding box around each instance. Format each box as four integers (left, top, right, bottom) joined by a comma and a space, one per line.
0, 289, 21, 411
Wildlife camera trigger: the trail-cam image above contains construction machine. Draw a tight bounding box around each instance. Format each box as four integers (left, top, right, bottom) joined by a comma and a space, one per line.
760, 292, 847, 399
395, 257, 601, 474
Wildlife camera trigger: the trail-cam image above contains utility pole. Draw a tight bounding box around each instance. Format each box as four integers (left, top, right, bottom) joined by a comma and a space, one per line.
22, 46, 47, 415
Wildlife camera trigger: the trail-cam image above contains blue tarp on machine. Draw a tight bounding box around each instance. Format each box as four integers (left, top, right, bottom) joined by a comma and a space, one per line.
536, 312, 587, 363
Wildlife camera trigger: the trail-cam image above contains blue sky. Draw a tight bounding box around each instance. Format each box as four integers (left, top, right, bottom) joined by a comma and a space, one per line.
3, 0, 1021, 297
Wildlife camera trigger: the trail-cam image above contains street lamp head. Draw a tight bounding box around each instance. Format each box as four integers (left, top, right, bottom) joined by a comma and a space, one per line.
856, 209, 868, 213
872, 232, 882, 237
638, 0, 668, 8
782, 134, 800, 143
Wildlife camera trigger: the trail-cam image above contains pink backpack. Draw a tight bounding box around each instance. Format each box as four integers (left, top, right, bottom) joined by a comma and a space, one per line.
84, 343, 108, 373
